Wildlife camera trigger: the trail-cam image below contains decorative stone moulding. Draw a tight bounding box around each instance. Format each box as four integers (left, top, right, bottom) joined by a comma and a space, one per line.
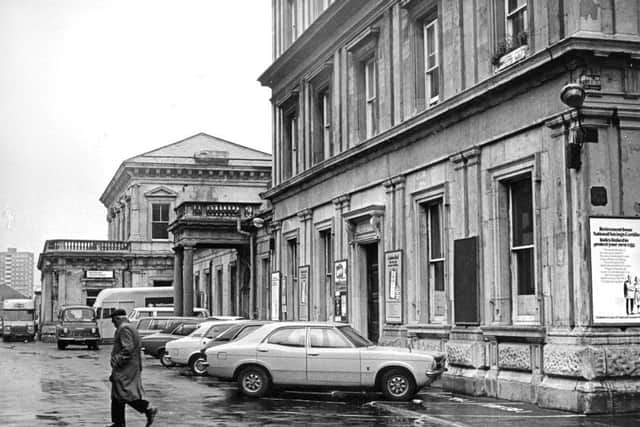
543, 344, 606, 380
446, 341, 487, 368
498, 343, 531, 371
414, 337, 444, 353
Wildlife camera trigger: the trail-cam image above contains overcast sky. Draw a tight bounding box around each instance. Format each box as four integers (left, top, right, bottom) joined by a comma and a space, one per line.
0, 0, 273, 266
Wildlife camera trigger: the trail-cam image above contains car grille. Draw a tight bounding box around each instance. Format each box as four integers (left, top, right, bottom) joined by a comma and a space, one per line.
71, 329, 92, 337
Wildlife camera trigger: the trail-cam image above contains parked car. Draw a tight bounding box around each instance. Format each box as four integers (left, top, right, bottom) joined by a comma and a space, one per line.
134, 316, 200, 338
190, 320, 272, 375
56, 305, 100, 350
128, 306, 209, 322
141, 320, 203, 367
204, 322, 446, 401
164, 320, 240, 372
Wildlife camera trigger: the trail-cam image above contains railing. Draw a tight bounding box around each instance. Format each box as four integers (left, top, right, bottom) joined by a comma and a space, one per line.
44, 240, 131, 252
175, 202, 261, 220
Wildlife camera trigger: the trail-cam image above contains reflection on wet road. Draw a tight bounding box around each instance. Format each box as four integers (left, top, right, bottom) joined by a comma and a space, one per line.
2, 341, 639, 426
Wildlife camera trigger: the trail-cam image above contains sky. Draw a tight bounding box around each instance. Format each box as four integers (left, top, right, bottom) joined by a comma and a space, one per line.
0, 0, 273, 268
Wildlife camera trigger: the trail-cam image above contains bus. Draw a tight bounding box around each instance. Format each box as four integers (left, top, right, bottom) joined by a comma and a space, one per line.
1, 298, 36, 342
93, 287, 208, 341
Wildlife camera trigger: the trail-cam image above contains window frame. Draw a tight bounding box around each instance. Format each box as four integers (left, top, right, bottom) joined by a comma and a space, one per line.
150, 203, 171, 240
490, 157, 540, 325
364, 57, 378, 139
423, 17, 440, 106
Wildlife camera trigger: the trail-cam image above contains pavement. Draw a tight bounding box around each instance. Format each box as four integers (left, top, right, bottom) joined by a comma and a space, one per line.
1, 340, 639, 426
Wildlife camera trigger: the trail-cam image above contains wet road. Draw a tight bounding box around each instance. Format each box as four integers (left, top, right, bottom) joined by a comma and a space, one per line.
1, 341, 639, 426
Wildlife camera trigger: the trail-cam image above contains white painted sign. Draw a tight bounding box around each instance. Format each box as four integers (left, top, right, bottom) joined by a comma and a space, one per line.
590, 217, 640, 324
86, 270, 114, 279
271, 272, 280, 321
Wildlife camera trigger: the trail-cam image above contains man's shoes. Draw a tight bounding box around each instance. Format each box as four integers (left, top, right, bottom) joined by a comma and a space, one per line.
145, 407, 158, 427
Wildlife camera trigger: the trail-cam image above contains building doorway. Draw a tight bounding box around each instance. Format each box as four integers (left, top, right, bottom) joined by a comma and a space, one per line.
364, 243, 379, 343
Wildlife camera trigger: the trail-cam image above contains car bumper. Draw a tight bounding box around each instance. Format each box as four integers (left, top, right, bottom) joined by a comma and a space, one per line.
58, 337, 99, 344
423, 367, 446, 386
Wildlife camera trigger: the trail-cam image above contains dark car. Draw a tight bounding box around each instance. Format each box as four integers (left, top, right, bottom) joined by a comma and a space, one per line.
140, 320, 202, 367
190, 320, 272, 375
56, 305, 100, 350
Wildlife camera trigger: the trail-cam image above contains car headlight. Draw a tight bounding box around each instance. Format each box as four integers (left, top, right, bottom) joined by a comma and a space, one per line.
27, 325, 34, 331
91, 328, 97, 334
63, 327, 69, 334
3, 326, 10, 333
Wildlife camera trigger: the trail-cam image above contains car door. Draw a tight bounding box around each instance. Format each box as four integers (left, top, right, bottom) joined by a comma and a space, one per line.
306, 327, 361, 386
255, 326, 307, 385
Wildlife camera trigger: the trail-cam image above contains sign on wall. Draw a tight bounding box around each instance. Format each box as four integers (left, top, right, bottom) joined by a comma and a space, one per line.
334, 290, 348, 322
298, 265, 310, 321
271, 272, 280, 321
334, 260, 347, 291
86, 270, 114, 279
384, 250, 403, 323
590, 217, 640, 324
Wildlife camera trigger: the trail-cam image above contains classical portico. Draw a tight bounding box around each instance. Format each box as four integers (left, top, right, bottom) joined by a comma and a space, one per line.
168, 201, 262, 317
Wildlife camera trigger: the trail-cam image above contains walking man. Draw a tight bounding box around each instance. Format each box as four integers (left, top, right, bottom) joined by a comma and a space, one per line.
108, 308, 157, 427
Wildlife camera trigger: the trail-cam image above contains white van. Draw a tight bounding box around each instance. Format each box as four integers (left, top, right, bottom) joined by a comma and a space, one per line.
128, 306, 209, 321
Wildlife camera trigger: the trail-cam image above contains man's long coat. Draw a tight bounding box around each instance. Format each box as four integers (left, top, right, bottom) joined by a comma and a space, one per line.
110, 321, 145, 402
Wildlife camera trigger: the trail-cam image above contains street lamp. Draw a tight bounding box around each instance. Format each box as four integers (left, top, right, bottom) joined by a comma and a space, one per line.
560, 83, 588, 170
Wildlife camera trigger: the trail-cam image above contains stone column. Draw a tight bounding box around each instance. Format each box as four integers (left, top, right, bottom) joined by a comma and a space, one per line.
182, 246, 194, 316
129, 184, 142, 241
173, 248, 184, 316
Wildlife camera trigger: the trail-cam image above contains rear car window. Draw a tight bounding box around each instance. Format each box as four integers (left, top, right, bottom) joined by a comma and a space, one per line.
309, 328, 350, 348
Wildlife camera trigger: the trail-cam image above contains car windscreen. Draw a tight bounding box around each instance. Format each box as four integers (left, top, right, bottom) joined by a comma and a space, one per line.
172, 323, 199, 336
62, 308, 95, 322
234, 325, 262, 341
212, 324, 244, 342
338, 325, 373, 347
2, 310, 33, 321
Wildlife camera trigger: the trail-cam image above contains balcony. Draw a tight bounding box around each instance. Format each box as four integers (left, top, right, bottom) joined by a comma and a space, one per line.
44, 240, 131, 252
175, 202, 261, 220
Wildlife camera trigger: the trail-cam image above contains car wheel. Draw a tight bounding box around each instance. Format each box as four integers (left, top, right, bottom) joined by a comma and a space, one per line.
160, 350, 174, 368
57, 341, 67, 350
191, 355, 208, 376
380, 368, 416, 401
238, 366, 270, 398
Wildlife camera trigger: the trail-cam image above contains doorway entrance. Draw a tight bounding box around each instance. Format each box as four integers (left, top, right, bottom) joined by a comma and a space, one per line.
364, 243, 379, 343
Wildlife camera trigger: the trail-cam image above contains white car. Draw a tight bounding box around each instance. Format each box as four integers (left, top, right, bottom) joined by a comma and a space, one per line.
164, 320, 239, 371
205, 321, 446, 401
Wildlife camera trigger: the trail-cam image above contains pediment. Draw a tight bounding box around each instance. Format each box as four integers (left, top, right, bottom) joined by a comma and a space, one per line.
144, 186, 177, 198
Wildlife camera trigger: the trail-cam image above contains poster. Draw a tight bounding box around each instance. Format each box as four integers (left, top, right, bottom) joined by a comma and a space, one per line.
590, 217, 640, 324
334, 290, 347, 322
298, 265, 309, 320
270, 272, 280, 321
385, 250, 403, 323
334, 260, 347, 290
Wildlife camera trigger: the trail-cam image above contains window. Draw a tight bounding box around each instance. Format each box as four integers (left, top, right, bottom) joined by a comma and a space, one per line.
509, 176, 534, 296
506, 0, 528, 47
267, 327, 306, 347
364, 57, 377, 139
426, 201, 445, 292
206, 324, 233, 339
151, 203, 170, 239
494, 0, 528, 61
423, 17, 439, 106
235, 325, 261, 340
309, 328, 350, 348
86, 289, 100, 307
313, 88, 331, 164
281, 101, 298, 180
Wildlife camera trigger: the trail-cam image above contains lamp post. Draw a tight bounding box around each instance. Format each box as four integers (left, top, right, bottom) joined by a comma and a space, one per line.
560, 83, 586, 170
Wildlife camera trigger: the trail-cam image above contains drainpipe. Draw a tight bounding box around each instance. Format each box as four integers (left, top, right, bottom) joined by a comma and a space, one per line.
236, 218, 255, 319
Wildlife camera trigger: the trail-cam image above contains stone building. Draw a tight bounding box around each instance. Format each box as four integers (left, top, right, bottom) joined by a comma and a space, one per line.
259, 0, 640, 413
38, 133, 271, 322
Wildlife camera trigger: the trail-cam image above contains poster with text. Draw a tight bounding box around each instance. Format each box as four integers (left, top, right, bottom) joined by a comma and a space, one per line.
271, 272, 280, 321
334, 260, 347, 291
385, 250, 403, 323
590, 217, 640, 324
298, 265, 310, 321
